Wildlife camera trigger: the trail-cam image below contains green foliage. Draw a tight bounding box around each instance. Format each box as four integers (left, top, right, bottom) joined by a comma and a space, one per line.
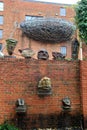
75, 0, 87, 44
6, 38, 18, 55
0, 123, 19, 130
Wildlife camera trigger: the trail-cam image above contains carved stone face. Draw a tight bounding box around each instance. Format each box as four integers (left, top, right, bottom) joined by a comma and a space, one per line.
16, 99, 26, 113
16, 98, 25, 107
18, 48, 35, 58
6, 39, 18, 55
37, 49, 49, 60
62, 97, 71, 109
52, 52, 65, 60
38, 77, 51, 90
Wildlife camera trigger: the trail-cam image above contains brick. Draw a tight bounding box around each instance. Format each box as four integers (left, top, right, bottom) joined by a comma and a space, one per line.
0, 59, 81, 128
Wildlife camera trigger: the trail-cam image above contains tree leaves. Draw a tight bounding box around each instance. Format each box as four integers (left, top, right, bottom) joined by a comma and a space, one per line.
0, 123, 19, 130
75, 0, 87, 44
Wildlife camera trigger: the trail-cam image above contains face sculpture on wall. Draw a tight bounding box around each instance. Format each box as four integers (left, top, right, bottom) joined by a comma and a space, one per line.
6, 39, 18, 56
62, 97, 71, 110
38, 76, 52, 96
16, 98, 27, 113
37, 49, 49, 60
18, 48, 35, 59
52, 52, 65, 60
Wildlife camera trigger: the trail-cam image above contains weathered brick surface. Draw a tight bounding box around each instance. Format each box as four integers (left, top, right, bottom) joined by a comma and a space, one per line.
82, 43, 87, 59
0, 58, 81, 128
80, 61, 87, 129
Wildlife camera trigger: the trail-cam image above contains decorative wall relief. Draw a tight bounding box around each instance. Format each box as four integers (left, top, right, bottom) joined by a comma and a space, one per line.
37, 49, 49, 60
18, 48, 35, 59
37, 77, 52, 96
52, 52, 65, 60
16, 98, 27, 113
6, 38, 18, 55
62, 97, 71, 110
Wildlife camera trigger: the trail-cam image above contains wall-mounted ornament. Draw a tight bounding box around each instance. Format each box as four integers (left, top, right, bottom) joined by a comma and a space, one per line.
52, 52, 65, 60
16, 98, 27, 113
72, 38, 79, 60
6, 38, 18, 56
18, 48, 35, 59
37, 77, 52, 96
37, 49, 49, 60
62, 97, 71, 110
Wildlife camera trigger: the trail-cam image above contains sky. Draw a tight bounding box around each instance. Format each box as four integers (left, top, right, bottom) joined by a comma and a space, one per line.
35, 0, 79, 4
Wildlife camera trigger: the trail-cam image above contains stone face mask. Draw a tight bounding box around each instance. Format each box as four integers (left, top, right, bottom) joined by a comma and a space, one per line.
37, 49, 49, 60
38, 77, 52, 90
62, 97, 71, 109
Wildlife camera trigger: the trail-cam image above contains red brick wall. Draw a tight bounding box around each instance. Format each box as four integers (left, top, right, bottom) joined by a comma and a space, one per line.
82, 43, 87, 59
80, 61, 87, 128
0, 58, 81, 128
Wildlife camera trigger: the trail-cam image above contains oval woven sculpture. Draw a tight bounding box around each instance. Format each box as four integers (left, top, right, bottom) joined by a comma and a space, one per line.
20, 18, 76, 43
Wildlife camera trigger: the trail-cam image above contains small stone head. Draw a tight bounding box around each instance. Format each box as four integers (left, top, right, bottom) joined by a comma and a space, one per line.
16, 98, 26, 113
37, 49, 49, 60
38, 77, 51, 90
62, 97, 71, 110
6, 39, 18, 55
38, 77, 52, 96
16, 98, 25, 107
18, 48, 35, 58
52, 52, 65, 60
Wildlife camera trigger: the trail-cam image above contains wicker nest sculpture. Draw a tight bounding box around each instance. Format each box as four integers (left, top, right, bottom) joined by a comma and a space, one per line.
20, 18, 76, 43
